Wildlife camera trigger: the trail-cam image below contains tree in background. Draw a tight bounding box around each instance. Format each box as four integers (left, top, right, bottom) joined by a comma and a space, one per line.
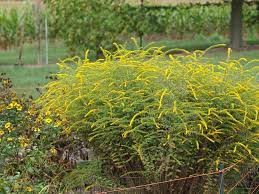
230, 0, 245, 49
44, 0, 258, 54
44, 0, 125, 57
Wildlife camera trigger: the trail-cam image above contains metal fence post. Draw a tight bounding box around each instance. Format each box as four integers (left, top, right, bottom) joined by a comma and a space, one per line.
139, 0, 144, 48
45, 15, 48, 65
219, 163, 224, 194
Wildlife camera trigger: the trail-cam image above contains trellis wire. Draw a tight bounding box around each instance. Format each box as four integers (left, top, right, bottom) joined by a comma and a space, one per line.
99, 159, 244, 194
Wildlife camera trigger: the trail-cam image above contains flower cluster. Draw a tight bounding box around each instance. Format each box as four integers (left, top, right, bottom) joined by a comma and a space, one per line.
0, 75, 70, 193
0, 91, 62, 150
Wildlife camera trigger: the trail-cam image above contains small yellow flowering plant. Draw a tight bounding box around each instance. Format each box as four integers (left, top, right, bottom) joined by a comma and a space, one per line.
0, 74, 72, 193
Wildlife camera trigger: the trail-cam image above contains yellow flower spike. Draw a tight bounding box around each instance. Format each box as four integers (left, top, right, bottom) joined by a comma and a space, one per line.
173, 100, 177, 113
158, 89, 168, 110
5, 122, 11, 129
45, 118, 52, 124
227, 47, 232, 61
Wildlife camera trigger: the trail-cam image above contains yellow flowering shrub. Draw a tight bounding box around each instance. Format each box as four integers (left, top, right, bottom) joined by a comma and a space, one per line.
39, 46, 258, 193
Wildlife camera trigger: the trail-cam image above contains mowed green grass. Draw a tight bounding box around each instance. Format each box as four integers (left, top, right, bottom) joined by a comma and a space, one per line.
0, 65, 59, 98
0, 41, 68, 66
206, 50, 259, 63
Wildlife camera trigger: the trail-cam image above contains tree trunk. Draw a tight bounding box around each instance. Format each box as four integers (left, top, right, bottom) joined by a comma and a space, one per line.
230, 0, 244, 49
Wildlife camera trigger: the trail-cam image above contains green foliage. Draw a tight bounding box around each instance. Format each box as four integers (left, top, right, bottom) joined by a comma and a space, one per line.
45, 1, 258, 55
0, 9, 19, 49
62, 160, 119, 192
125, 3, 258, 37
39, 45, 259, 193
1, 2, 258, 55
44, 0, 125, 56
124, 5, 231, 36
0, 6, 44, 50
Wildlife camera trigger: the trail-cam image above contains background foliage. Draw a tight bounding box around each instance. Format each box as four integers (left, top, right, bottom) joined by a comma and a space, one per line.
1, 1, 257, 55
44, 0, 126, 56
0, 6, 37, 50
45, 1, 258, 55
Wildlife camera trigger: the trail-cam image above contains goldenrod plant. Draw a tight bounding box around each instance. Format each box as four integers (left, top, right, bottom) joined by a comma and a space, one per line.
39, 45, 258, 193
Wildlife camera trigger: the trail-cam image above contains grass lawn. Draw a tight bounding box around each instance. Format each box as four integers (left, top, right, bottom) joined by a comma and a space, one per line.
145, 37, 259, 51
0, 65, 58, 98
206, 50, 259, 63
0, 41, 68, 66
